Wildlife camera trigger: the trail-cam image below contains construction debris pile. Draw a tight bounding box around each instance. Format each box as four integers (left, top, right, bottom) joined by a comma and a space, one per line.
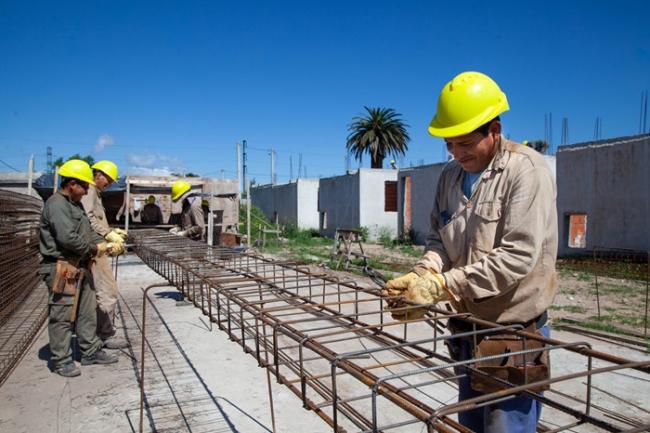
0, 190, 48, 386
131, 229, 650, 433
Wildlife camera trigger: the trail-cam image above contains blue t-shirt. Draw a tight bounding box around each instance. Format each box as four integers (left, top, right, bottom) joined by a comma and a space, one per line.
462, 170, 484, 198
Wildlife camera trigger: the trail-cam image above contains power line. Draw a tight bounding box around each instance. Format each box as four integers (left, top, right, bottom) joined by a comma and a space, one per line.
0, 159, 21, 172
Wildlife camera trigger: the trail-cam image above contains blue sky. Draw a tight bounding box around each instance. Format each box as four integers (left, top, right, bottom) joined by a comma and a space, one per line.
1, 0, 649, 185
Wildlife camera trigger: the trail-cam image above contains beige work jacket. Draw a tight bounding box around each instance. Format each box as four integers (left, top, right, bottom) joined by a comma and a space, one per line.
81, 185, 110, 238
181, 194, 205, 240
415, 138, 557, 324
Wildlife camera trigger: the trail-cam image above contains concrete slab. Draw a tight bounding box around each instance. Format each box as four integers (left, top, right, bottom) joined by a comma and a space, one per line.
0, 253, 327, 433
2, 252, 649, 432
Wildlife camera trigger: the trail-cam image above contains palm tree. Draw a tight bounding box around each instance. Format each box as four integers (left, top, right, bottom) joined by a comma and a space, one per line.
346, 107, 410, 168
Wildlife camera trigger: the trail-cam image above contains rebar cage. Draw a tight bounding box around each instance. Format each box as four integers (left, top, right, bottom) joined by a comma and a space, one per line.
131, 229, 650, 433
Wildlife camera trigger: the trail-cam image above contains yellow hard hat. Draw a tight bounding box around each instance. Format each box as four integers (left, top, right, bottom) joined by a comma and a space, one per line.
428, 71, 509, 138
201, 199, 209, 207
91, 160, 118, 182
171, 180, 191, 201
58, 159, 95, 185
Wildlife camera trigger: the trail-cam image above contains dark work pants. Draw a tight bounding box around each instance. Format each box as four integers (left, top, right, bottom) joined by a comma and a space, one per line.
44, 266, 103, 366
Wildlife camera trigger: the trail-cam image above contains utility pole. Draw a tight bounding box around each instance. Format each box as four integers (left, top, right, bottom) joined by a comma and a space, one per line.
246, 181, 251, 247
270, 148, 276, 185
27, 154, 34, 196
236, 142, 241, 196
242, 140, 247, 196
46, 146, 53, 174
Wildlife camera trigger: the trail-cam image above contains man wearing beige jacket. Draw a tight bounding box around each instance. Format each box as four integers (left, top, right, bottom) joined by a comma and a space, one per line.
384, 71, 557, 433
81, 160, 129, 349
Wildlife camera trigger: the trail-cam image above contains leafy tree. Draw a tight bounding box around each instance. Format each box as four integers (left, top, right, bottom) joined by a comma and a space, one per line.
53, 153, 95, 167
524, 140, 550, 154
346, 107, 410, 168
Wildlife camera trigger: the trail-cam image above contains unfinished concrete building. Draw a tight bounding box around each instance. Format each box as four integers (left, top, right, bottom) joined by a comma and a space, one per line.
251, 179, 319, 229
397, 162, 447, 245
318, 168, 398, 241
557, 133, 650, 256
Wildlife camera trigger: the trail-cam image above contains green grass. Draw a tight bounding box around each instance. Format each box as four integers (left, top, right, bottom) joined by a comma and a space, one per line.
549, 305, 587, 314
576, 272, 592, 282
396, 245, 423, 258
591, 283, 640, 296
557, 286, 577, 295
589, 314, 646, 327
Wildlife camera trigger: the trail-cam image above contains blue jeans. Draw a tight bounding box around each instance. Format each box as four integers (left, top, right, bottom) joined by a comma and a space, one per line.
449, 326, 550, 433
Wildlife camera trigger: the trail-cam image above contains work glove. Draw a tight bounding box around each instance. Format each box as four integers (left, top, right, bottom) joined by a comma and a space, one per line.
174, 230, 189, 237
105, 230, 126, 244
382, 271, 450, 320
113, 228, 128, 237
108, 242, 125, 256
96, 242, 115, 257
169, 226, 181, 235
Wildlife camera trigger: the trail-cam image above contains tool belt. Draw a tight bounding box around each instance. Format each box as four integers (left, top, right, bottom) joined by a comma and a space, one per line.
52, 258, 84, 296
450, 312, 550, 394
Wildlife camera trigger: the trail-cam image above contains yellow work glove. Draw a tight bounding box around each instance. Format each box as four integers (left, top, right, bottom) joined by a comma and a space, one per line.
96, 242, 115, 257
105, 230, 126, 244
383, 271, 449, 320
108, 242, 125, 256
113, 228, 128, 237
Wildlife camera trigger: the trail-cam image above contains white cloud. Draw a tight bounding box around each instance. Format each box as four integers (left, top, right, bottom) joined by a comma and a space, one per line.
125, 153, 185, 176
95, 134, 115, 152
127, 153, 158, 167
125, 166, 174, 176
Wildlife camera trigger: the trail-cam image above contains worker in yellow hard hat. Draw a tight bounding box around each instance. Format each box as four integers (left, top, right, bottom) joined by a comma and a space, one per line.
383, 71, 557, 432
40, 159, 119, 376
169, 180, 205, 240
81, 160, 129, 349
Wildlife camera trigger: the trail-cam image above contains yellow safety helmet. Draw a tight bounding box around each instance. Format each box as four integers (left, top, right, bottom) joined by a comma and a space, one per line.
428, 71, 509, 138
58, 159, 95, 185
171, 180, 191, 202
91, 160, 118, 182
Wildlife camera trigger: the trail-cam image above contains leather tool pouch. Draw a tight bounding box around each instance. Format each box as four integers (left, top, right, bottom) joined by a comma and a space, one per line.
470, 331, 550, 394
52, 259, 81, 296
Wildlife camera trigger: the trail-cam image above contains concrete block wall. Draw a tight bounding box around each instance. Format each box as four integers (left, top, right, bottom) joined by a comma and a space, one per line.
557, 134, 650, 256
318, 169, 398, 241
318, 172, 360, 238
251, 179, 319, 230
397, 163, 447, 245
359, 169, 398, 240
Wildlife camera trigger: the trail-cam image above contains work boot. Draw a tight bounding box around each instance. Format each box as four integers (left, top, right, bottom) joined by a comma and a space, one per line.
81, 349, 118, 366
54, 361, 81, 377
103, 336, 130, 349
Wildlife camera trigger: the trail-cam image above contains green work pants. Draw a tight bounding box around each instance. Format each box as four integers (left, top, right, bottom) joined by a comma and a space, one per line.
42, 264, 103, 366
